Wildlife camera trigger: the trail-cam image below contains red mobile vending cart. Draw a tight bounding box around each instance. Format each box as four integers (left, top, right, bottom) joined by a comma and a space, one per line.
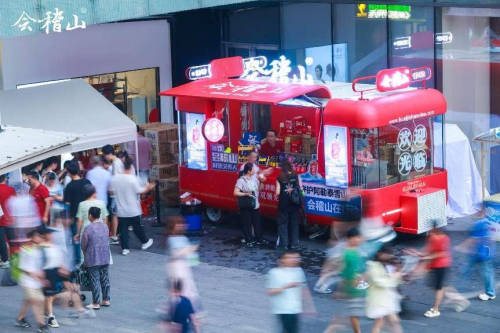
160, 57, 447, 234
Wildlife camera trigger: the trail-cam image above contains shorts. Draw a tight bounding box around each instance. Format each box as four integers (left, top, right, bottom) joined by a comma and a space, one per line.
43, 268, 64, 296
22, 286, 44, 302
430, 267, 448, 290
110, 198, 117, 215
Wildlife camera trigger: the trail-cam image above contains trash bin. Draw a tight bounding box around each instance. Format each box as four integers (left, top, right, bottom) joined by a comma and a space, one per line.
181, 204, 203, 231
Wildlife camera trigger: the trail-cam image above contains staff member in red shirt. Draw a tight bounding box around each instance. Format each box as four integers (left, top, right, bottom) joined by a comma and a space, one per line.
27, 171, 51, 225
0, 174, 16, 268
260, 130, 284, 157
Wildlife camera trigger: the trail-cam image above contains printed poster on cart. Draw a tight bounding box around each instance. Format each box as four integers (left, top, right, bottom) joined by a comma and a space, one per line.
299, 157, 361, 221
186, 113, 207, 170
210, 144, 238, 172
324, 125, 348, 188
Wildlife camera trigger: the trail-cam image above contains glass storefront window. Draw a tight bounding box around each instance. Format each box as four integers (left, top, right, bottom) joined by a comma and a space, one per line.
350, 117, 439, 189
437, 7, 500, 194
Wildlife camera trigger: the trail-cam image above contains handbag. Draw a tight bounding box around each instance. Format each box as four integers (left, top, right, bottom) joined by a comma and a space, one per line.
237, 178, 256, 210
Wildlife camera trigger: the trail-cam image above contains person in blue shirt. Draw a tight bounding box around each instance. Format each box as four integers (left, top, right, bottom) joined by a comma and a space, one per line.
167, 279, 200, 333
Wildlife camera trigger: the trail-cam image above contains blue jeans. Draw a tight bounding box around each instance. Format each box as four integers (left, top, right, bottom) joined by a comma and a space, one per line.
71, 219, 82, 265
464, 257, 496, 297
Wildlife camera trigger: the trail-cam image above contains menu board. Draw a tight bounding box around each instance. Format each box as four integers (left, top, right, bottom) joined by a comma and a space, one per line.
186, 113, 207, 170
324, 125, 348, 188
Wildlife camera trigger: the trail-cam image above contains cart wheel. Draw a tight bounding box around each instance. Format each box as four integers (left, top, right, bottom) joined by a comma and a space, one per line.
204, 208, 226, 225
80, 294, 86, 301
68, 300, 74, 308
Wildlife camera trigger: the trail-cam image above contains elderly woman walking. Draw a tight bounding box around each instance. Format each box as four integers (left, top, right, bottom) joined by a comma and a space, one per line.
81, 207, 111, 310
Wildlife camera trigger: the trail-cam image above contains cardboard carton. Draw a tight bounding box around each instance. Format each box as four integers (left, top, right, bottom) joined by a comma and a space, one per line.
151, 150, 169, 165
150, 164, 178, 180
160, 192, 181, 207
166, 153, 180, 164
145, 127, 168, 146
157, 177, 179, 193
166, 141, 179, 153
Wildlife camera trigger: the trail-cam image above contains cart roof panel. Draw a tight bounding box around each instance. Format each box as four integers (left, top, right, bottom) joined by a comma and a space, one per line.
159, 78, 331, 105
324, 88, 446, 128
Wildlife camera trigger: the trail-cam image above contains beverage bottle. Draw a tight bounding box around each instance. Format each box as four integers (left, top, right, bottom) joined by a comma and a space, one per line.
309, 154, 318, 177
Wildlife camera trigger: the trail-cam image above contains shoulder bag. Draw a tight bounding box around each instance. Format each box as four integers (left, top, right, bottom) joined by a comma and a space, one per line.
237, 178, 256, 210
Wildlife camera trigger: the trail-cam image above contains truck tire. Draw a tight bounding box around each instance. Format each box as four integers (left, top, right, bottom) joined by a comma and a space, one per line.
204, 208, 226, 225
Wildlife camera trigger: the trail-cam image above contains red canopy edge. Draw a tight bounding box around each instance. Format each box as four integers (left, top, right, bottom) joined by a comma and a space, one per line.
324, 88, 447, 128
159, 78, 331, 105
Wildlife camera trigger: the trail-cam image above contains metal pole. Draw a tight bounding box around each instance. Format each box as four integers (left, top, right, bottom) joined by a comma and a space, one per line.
155, 180, 161, 226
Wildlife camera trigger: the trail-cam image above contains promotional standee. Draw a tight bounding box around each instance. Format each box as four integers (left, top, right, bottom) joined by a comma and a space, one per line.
161, 56, 448, 234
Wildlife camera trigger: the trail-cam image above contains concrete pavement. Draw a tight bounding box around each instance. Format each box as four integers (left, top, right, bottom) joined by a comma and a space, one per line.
0, 212, 499, 332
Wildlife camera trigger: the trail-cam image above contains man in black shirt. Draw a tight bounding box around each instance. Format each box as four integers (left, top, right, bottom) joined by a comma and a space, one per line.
63, 161, 91, 266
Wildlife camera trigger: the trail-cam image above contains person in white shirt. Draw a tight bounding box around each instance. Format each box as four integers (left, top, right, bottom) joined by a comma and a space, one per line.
102, 145, 124, 244
86, 156, 112, 206
15, 228, 49, 332
267, 251, 316, 333
110, 158, 155, 256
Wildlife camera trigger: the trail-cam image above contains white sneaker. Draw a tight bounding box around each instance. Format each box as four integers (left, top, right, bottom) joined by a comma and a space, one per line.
128, 225, 133, 231
0, 261, 10, 269
479, 293, 496, 301
424, 308, 440, 318
121, 249, 130, 256
141, 238, 153, 250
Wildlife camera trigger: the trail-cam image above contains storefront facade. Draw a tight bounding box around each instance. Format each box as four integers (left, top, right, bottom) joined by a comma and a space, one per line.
170, 1, 500, 195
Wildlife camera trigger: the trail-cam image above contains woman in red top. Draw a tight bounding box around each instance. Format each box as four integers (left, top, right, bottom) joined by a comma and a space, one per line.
415, 223, 469, 318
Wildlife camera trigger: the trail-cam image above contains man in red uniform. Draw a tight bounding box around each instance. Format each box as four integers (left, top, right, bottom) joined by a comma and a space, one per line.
260, 130, 284, 157
27, 171, 50, 225
0, 174, 16, 268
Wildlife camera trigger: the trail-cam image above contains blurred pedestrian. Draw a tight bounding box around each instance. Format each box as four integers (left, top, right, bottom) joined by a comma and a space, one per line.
81, 207, 111, 310
165, 217, 200, 310
28, 171, 51, 225
266, 251, 316, 333
275, 160, 302, 250
60, 161, 72, 189
326, 227, 366, 333
102, 144, 123, 244
110, 158, 154, 256
86, 156, 112, 207
366, 245, 403, 333
63, 162, 91, 266
162, 279, 201, 333
45, 173, 64, 226
234, 162, 267, 248
459, 218, 496, 301
15, 228, 49, 332
0, 173, 16, 268
412, 223, 470, 317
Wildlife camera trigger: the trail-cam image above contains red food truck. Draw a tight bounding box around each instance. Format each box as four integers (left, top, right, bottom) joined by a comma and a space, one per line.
160, 56, 447, 234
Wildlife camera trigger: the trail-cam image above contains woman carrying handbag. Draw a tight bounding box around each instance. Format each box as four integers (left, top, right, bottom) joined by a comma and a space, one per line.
275, 160, 303, 250
234, 163, 268, 248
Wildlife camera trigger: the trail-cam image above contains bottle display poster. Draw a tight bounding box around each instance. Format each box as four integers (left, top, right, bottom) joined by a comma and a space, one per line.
324, 125, 348, 188
186, 113, 208, 170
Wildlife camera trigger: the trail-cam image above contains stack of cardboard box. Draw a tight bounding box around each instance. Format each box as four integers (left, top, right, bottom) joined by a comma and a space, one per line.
141, 123, 180, 207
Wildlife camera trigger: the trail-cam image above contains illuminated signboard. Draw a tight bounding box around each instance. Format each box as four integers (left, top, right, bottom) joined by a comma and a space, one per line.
376, 67, 411, 92
187, 64, 212, 81
393, 32, 453, 50
202, 118, 225, 143
324, 126, 348, 188
186, 113, 207, 170
357, 4, 411, 20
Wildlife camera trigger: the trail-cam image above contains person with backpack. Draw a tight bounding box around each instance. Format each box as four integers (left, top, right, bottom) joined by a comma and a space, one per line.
233, 162, 267, 248
275, 160, 303, 250
14, 227, 50, 332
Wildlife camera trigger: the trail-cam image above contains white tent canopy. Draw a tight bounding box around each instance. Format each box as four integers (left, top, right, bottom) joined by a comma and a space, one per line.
474, 127, 500, 144
0, 79, 137, 153
0, 126, 78, 175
